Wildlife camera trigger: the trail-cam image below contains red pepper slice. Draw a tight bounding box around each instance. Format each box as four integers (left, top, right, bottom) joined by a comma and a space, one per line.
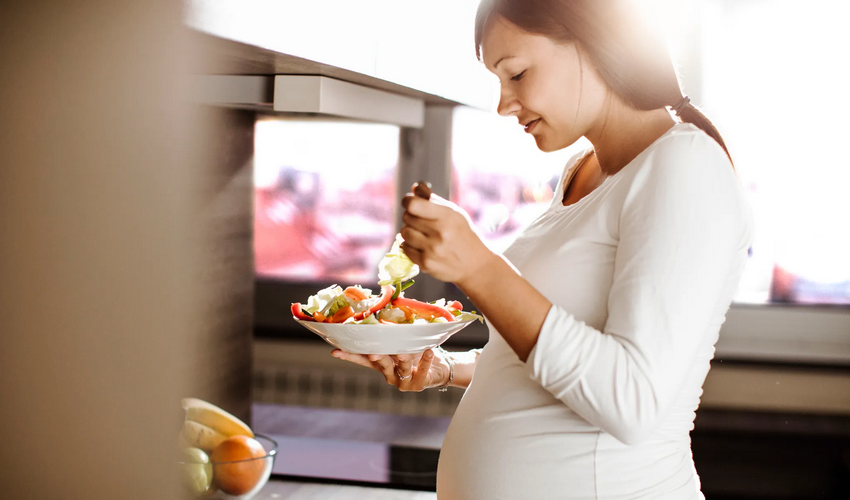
329, 305, 354, 323
344, 286, 369, 302
291, 303, 314, 321
390, 297, 455, 322
353, 285, 395, 321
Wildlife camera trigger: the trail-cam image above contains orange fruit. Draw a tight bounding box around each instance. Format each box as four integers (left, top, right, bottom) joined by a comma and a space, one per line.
210, 435, 266, 495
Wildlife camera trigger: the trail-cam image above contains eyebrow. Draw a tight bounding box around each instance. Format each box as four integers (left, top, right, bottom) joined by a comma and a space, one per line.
494, 56, 515, 69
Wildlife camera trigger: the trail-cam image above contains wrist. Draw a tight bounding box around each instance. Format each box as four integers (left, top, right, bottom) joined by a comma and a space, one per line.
434, 347, 455, 391
455, 249, 501, 292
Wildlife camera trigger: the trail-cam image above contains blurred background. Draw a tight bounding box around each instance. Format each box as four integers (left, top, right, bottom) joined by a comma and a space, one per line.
2, 1, 849, 499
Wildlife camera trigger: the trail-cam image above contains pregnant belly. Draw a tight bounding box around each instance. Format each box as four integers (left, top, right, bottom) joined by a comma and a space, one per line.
436, 386, 701, 500
436, 389, 600, 500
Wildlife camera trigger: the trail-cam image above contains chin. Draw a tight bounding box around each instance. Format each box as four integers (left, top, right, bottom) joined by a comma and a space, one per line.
532, 134, 559, 153
535, 131, 580, 153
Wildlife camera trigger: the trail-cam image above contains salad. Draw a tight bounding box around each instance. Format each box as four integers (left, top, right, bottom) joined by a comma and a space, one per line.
291, 234, 483, 325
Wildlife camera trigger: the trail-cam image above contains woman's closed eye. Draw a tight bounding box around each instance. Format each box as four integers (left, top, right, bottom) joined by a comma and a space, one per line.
510, 70, 526, 82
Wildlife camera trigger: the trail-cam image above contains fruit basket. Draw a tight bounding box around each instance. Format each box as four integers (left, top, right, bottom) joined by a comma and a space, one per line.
178, 434, 277, 499
178, 398, 277, 499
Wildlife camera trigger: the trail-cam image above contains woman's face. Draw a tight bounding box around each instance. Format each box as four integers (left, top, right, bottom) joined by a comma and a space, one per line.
481, 15, 607, 152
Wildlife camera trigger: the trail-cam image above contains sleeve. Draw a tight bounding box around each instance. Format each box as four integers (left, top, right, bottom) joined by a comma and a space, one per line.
524, 133, 752, 445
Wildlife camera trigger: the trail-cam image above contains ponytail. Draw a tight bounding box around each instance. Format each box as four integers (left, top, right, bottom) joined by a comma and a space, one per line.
675, 102, 734, 168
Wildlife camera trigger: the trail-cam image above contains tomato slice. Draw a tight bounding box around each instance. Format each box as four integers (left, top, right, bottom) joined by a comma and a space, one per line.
390, 297, 455, 322
448, 300, 463, 311
291, 303, 314, 321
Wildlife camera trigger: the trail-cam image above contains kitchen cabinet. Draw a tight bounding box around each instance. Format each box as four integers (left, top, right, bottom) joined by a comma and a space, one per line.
185, 0, 495, 109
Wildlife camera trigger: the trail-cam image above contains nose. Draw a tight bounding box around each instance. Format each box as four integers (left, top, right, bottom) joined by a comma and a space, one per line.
497, 87, 521, 117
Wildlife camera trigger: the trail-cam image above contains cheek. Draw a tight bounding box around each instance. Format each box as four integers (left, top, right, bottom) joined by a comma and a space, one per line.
527, 74, 580, 127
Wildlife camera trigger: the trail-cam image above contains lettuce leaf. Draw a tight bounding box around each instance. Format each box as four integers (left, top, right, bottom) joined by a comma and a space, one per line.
377, 234, 419, 286
454, 310, 484, 324
305, 285, 345, 316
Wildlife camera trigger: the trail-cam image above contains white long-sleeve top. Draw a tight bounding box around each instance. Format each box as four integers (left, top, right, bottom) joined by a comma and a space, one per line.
436, 123, 754, 499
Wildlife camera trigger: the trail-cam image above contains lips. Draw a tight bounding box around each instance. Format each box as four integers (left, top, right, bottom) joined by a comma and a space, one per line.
523, 118, 541, 133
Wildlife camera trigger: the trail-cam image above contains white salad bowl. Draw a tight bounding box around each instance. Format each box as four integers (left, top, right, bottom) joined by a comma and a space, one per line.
294, 319, 479, 354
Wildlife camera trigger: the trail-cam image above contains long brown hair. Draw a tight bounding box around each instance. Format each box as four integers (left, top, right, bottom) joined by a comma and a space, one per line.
474, 0, 733, 165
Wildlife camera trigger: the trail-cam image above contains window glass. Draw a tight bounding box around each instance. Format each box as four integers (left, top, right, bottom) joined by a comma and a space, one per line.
701, 0, 850, 305
451, 106, 587, 254
254, 118, 399, 283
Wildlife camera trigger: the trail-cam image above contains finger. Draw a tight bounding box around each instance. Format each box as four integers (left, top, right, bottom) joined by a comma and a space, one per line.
400, 241, 424, 267
400, 193, 416, 213
332, 350, 380, 370
399, 225, 430, 253
412, 349, 434, 387
402, 211, 437, 237
371, 355, 397, 381
392, 353, 421, 363
394, 355, 414, 380
402, 195, 444, 220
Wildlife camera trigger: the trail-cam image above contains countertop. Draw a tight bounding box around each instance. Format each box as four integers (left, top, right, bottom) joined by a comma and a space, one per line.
254, 479, 436, 499
251, 403, 448, 495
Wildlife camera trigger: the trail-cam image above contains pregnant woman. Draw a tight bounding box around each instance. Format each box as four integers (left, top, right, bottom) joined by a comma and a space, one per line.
333, 0, 753, 498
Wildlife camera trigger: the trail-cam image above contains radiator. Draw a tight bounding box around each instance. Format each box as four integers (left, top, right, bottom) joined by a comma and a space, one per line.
253, 340, 463, 417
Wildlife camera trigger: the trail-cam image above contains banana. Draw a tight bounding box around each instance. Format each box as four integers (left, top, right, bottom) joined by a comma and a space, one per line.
178, 430, 193, 450
182, 398, 254, 438
182, 420, 228, 452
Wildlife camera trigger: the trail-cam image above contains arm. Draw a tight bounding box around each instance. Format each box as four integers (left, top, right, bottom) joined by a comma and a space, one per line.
402, 134, 752, 444
520, 137, 751, 444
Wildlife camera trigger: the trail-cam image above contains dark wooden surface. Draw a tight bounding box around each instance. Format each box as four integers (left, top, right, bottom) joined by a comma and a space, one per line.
695, 407, 850, 437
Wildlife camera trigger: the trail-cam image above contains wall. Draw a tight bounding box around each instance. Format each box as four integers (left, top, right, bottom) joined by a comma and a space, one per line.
0, 3, 255, 499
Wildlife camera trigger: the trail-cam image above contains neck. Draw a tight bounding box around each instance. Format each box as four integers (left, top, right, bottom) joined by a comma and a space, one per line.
584, 97, 676, 176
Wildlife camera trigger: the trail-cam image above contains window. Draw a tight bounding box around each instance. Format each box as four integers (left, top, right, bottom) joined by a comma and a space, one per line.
254, 118, 400, 284
450, 106, 587, 254
699, 0, 850, 305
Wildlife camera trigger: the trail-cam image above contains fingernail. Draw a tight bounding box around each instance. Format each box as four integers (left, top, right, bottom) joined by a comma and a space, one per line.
424, 351, 433, 359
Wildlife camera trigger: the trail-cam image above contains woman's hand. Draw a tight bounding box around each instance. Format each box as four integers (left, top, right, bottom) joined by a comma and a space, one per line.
400, 183, 496, 286
331, 349, 451, 392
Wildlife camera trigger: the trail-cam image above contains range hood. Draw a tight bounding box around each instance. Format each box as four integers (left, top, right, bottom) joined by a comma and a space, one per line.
194, 75, 425, 128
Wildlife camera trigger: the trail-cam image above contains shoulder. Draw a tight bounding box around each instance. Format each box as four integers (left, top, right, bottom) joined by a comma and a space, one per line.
643, 123, 731, 175
620, 124, 754, 246
628, 123, 735, 196
620, 123, 752, 231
